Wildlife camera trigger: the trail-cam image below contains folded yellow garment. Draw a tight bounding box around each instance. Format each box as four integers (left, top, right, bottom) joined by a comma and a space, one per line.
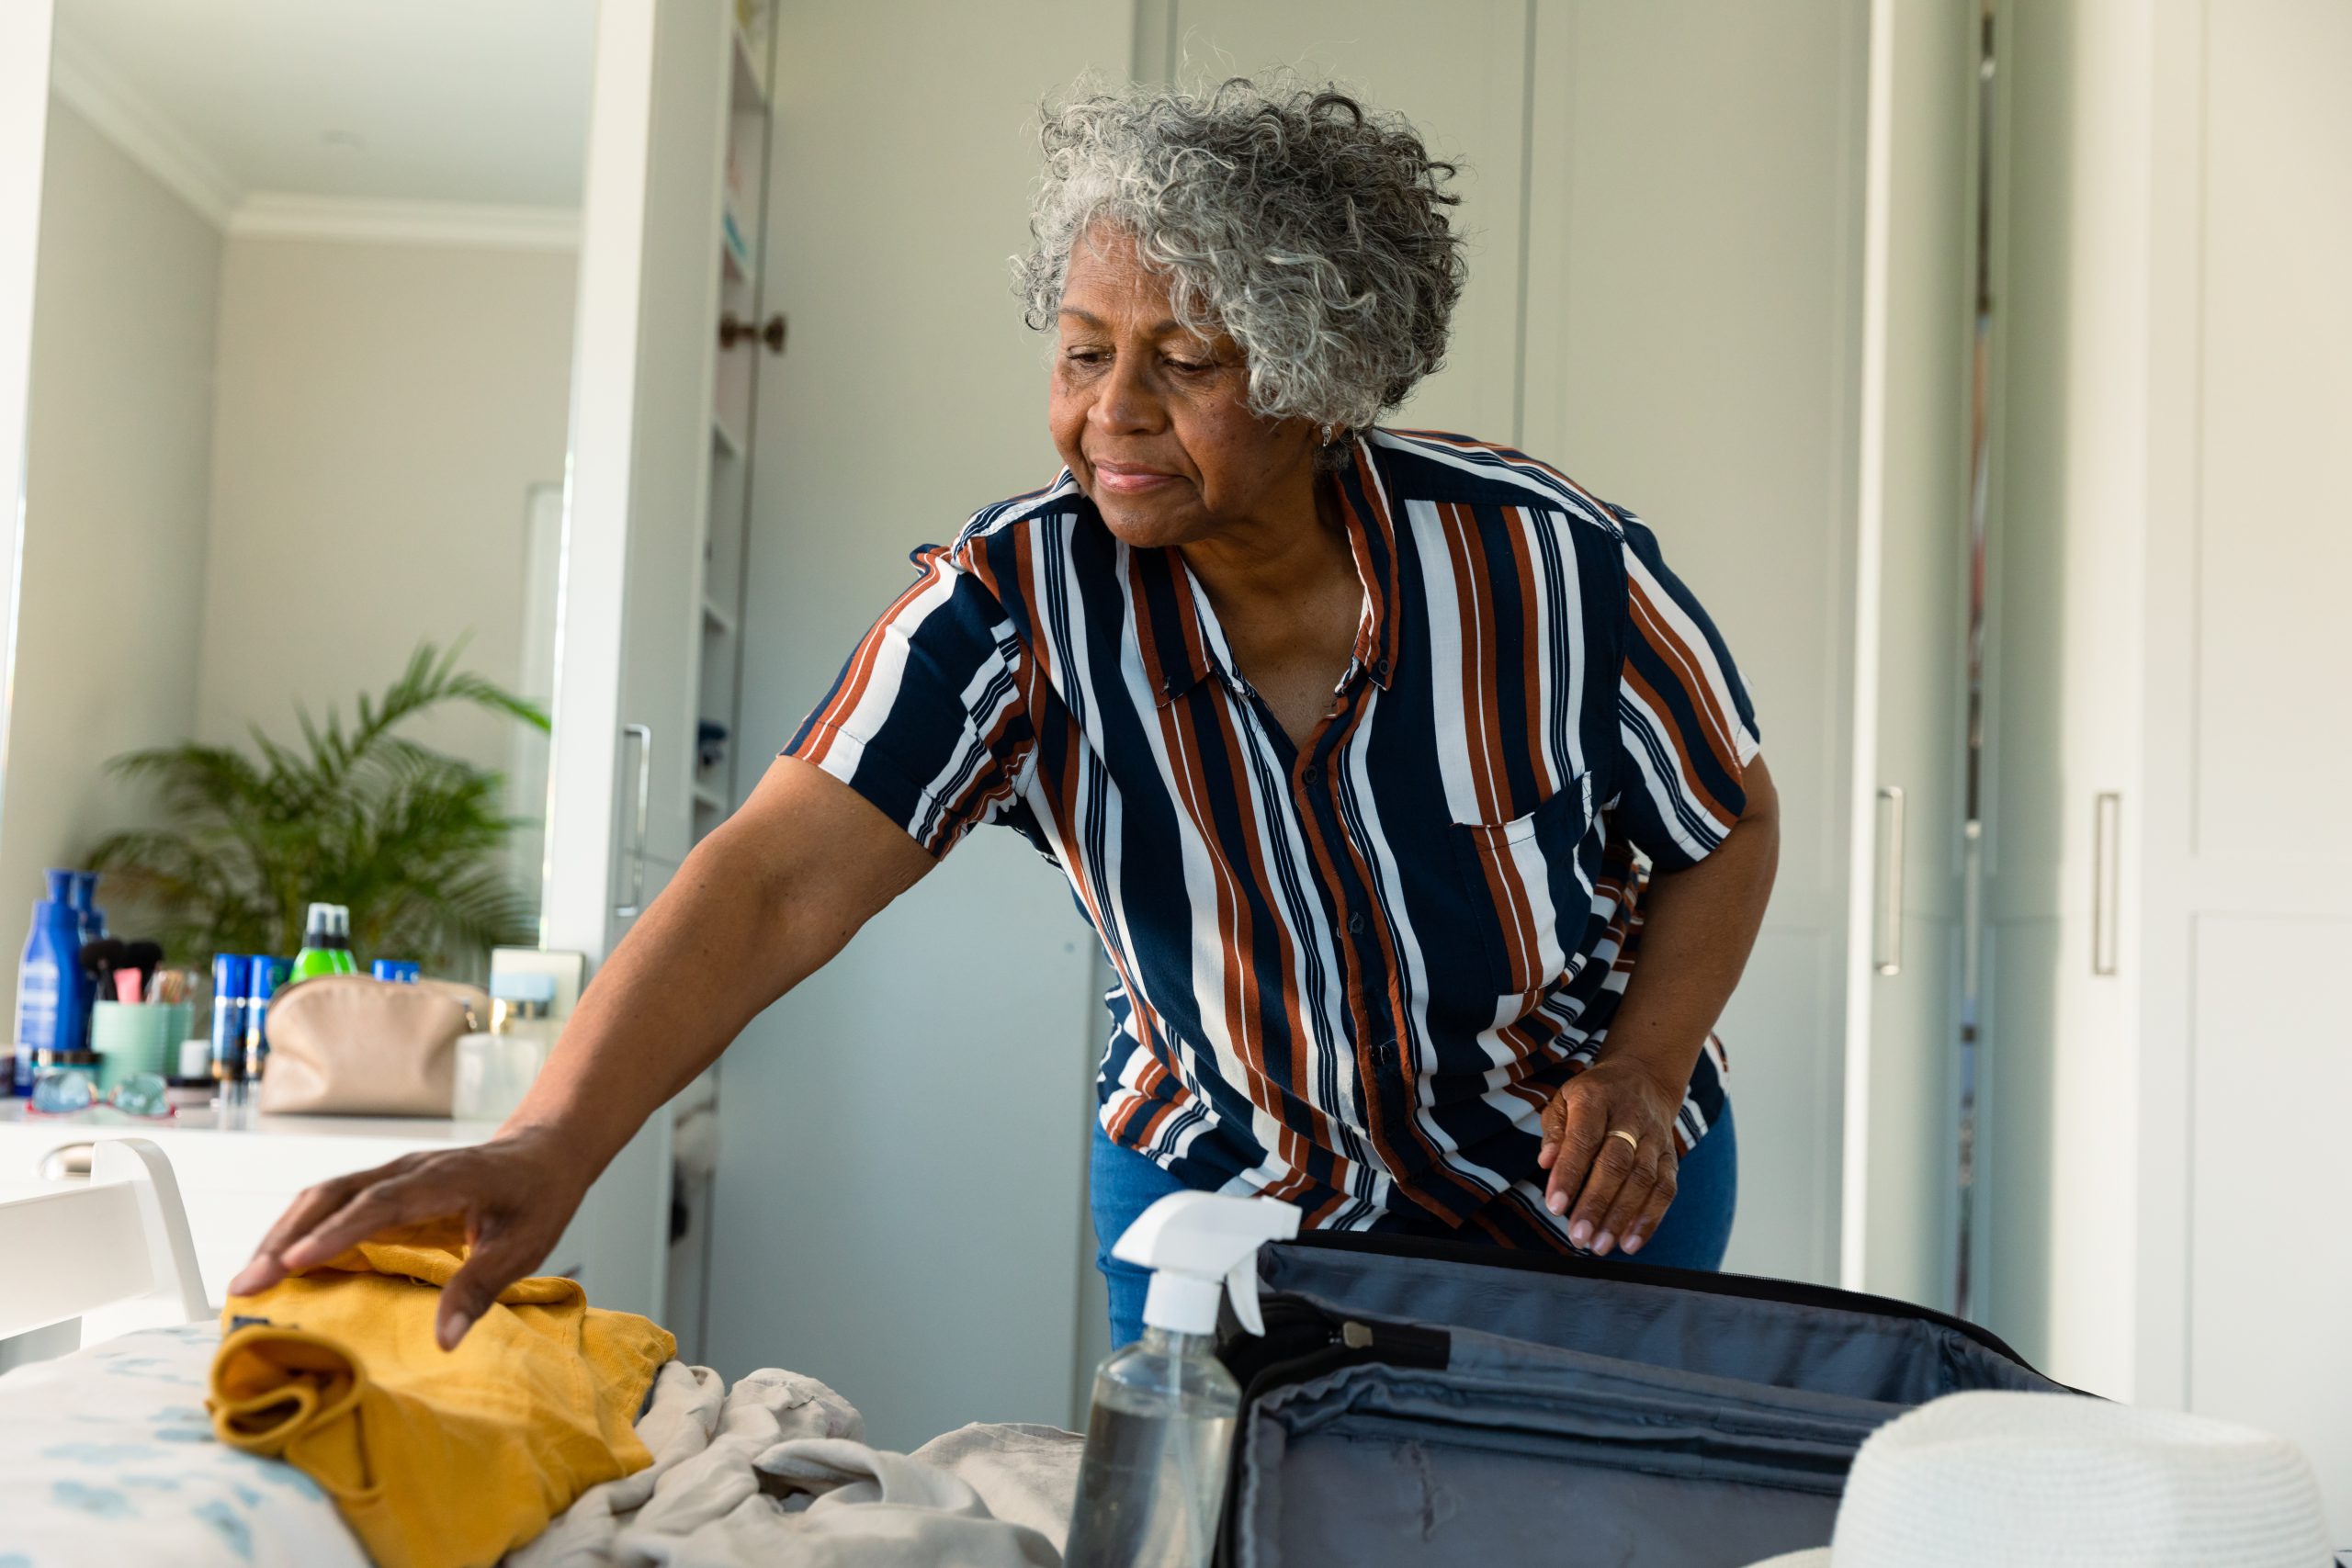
209, 1219, 674, 1568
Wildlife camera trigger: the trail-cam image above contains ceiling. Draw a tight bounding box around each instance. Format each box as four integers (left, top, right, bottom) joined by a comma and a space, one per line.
53, 0, 596, 210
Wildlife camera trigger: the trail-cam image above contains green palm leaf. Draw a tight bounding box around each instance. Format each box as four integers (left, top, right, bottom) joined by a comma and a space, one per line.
87, 640, 548, 975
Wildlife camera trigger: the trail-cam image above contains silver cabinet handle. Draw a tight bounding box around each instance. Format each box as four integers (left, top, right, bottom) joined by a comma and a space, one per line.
616, 723, 653, 918
1873, 785, 1905, 976
2092, 791, 2121, 976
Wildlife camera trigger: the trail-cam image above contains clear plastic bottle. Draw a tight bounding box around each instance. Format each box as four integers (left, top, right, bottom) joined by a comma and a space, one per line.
453, 978, 559, 1122
1063, 1326, 1239, 1568
1061, 1191, 1298, 1568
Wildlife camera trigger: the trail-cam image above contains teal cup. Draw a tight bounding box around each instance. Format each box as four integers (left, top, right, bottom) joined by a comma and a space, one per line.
93, 1001, 187, 1093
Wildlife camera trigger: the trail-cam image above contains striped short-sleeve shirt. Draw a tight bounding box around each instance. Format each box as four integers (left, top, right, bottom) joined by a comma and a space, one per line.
787, 430, 1760, 1249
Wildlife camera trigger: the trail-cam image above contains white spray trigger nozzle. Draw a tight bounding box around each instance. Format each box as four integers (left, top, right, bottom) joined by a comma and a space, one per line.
1227, 1257, 1264, 1337
1112, 1190, 1301, 1338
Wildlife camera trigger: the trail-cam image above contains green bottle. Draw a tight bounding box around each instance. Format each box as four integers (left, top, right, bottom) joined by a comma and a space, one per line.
290, 902, 356, 982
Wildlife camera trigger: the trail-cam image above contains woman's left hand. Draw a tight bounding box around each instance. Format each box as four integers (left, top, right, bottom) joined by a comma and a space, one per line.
1535, 1058, 1685, 1257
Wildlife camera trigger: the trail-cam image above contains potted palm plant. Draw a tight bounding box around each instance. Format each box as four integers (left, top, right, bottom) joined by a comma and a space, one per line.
88, 641, 549, 976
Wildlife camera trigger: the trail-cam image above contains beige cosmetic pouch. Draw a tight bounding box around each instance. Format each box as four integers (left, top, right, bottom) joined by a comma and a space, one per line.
257, 975, 489, 1116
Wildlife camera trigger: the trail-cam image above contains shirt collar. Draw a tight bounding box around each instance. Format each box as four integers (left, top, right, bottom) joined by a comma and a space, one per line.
1137, 433, 1402, 709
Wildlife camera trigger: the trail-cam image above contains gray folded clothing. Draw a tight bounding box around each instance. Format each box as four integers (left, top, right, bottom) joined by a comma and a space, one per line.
512, 1362, 1083, 1568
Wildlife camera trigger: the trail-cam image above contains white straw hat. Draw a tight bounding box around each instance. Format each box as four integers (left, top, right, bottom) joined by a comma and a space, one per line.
1748, 1391, 2332, 1568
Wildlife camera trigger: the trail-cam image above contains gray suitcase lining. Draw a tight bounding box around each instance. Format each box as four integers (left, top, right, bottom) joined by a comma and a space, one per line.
1227, 1240, 2070, 1566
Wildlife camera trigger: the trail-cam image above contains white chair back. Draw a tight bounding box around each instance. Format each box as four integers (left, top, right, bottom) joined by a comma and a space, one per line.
0, 1137, 207, 1346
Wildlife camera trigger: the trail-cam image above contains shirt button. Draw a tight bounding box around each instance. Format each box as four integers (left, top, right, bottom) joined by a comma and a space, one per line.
1374, 658, 1390, 680
1302, 763, 1322, 785
1347, 912, 1364, 934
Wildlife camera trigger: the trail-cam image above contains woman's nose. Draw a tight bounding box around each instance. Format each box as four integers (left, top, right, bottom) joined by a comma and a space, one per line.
1091, 354, 1161, 434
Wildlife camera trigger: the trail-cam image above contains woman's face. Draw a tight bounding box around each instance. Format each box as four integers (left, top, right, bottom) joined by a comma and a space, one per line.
1048, 224, 1320, 550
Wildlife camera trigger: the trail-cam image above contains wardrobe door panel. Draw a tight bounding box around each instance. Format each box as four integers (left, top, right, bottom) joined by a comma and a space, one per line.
1845, 0, 1975, 1310
1521, 1, 1871, 1287
2192, 0, 2352, 869
2189, 917, 2351, 1535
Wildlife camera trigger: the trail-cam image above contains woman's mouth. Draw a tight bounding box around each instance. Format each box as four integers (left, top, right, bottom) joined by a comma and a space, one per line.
1092, 460, 1179, 495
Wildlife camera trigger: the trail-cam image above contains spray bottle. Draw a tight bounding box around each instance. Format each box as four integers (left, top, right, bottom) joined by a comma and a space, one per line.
288, 903, 353, 983
1063, 1191, 1300, 1568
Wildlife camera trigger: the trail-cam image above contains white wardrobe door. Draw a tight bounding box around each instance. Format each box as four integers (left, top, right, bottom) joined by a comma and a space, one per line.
610, 0, 730, 877
2182, 0, 2352, 1535
1521, 1, 1871, 1287
1840, 0, 1975, 1308
549, 0, 729, 967
1976, 0, 2159, 1396
541, 0, 734, 1326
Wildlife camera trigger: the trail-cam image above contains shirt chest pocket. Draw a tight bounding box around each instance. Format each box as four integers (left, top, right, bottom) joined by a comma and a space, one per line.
1448, 772, 1601, 998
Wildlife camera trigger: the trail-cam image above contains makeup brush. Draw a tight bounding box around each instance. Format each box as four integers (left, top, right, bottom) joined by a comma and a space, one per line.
121, 939, 164, 998
79, 936, 127, 997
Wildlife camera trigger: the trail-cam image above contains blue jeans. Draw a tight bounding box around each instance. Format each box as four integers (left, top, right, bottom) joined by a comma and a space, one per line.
1089, 1102, 1740, 1349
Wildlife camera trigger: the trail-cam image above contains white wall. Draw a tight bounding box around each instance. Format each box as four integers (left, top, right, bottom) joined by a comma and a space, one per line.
195, 236, 575, 778
0, 2, 58, 959
1, 98, 220, 1008
2, 128, 576, 987
712, 0, 1132, 1450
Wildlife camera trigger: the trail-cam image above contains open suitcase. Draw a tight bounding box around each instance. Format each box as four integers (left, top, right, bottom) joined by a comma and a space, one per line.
1216, 1232, 2076, 1567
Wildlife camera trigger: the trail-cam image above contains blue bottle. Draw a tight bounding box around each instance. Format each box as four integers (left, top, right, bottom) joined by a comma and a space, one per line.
210, 954, 251, 1085
14, 870, 92, 1096
66, 870, 106, 944
244, 955, 290, 1080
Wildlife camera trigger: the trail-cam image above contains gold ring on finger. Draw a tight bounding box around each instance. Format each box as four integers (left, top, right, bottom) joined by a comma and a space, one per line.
1606, 1128, 1639, 1155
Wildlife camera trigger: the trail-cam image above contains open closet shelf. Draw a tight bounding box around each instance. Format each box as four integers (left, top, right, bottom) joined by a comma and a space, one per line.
730, 22, 767, 111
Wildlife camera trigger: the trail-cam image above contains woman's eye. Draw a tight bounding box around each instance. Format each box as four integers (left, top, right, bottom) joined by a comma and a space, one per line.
1165, 356, 1213, 374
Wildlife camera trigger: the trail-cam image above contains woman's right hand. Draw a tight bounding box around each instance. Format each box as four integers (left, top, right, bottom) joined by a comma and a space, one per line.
225, 1125, 590, 1350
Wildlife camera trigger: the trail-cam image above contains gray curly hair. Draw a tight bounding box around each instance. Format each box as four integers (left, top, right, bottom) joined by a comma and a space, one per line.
1016, 78, 1466, 442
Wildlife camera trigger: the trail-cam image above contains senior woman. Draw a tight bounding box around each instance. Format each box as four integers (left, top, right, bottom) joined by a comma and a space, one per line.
230, 80, 1779, 1353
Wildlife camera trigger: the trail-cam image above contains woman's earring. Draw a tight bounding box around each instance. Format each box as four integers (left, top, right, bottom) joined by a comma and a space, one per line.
1318, 423, 1336, 446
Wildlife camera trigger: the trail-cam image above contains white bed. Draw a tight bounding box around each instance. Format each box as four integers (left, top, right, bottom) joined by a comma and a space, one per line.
0, 1319, 371, 1567
0, 1319, 1085, 1568
0, 1140, 1080, 1568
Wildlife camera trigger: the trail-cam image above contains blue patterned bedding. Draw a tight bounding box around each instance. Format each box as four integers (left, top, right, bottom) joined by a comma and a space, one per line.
0, 1322, 368, 1568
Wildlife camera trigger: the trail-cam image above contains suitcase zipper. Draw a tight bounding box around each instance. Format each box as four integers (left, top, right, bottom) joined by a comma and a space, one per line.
1276, 1228, 2062, 1381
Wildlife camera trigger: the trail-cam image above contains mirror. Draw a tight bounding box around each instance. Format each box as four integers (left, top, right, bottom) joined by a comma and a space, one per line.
3, 0, 596, 1046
